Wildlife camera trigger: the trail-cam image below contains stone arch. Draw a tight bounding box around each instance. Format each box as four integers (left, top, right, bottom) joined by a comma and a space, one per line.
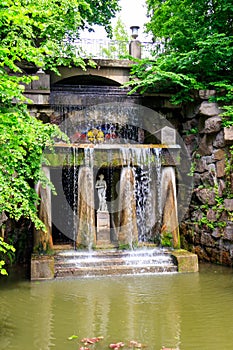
53, 74, 120, 86
51, 64, 130, 86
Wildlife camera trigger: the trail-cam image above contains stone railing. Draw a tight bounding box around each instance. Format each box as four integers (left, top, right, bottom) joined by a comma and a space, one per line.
73, 38, 164, 60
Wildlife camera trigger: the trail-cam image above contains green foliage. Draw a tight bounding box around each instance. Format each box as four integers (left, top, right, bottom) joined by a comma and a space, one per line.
221, 113, 233, 128
0, 237, 15, 275
0, 105, 65, 230
0, 0, 120, 244
160, 232, 173, 247
118, 241, 138, 250
102, 17, 129, 59
79, 0, 120, 37
127, 0, 233, 107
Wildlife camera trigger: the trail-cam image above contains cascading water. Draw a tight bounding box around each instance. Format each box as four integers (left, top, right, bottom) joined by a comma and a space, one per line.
53, 145, 163, 248
41, 98, 184, 277
133, 148, 162, 243
117, 147, 162, 245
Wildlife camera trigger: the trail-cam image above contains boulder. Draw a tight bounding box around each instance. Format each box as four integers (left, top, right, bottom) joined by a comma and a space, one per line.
216, 159, 225, 178
224, 199, 233, 212
204, 116, 222, 133
198, 134, 213, 156
195, 188, 216, 205
199, 102, 220, 116
213, 149, 225, 161
213, 130, 226, 148
206, 209, 217, 222
223, 223, 233, 241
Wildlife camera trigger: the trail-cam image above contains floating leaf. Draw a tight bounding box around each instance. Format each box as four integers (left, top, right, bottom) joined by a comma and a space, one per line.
68, 334, 78, 340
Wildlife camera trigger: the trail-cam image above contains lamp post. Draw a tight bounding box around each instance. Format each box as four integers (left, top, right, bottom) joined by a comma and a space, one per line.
129, 26, 141, 59
130, 26, 140, 40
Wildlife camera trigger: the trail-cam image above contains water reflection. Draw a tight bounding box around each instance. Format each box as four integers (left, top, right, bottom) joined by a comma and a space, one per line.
0, 264, 233, 350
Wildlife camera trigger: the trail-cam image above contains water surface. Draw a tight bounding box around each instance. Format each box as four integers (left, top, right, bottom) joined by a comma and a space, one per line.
0, 263, 233, 350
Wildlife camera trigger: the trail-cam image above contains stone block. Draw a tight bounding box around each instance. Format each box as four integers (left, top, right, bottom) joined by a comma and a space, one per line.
213, 130, 226, 148
218, 179, 226, 196
213, 149, 225, 161
198, 134, 213, 156
224, 126, 233, 143
216, 159, 225, 178
200, 171, 215, 186
199, 102, 220, 116
206, 209, 217, 221
223, 223, 233, 241
224, 199, 233, 211
155, 126, 176, 144
212, 228, 222, 238
97, 211, 110, 230
193, 173, 201, 186
199, 90, 216, 100
171, 250, 199, 273
25, 92, 50, 105
194, 245, 210, 261
219, 210, 228, 222
97, 211, 111, 244
31, 255, 54, 281
183, 133, 196, 145
195, 188, 216, 205
204, 116, 222, 133
32, 73, 50, 90
203, 155, 214, 164
201, 232, 215, 247
195, 158, 207, 173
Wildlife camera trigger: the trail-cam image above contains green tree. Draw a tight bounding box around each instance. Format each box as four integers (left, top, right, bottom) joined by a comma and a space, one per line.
0, 237, 15, 275
0, 0, 119, 256
102, 17, 129, 59
127, 0, 233, 117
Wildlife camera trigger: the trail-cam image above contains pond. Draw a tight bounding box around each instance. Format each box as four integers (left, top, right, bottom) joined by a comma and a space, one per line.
0, 263, 233, 350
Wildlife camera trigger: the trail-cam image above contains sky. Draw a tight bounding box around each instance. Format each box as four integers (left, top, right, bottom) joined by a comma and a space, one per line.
80, 0, 151, 42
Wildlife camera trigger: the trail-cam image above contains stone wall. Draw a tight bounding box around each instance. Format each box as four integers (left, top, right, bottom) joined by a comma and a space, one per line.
180, 91, 233, 266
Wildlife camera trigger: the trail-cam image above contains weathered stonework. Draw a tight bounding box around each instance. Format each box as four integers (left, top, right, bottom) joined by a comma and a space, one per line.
199, 102, 220, 116
224, 126, 233, 143
204, 116, 222, 133
171, 250, 199, 273
31, 255, 54, 281
19, 66, 233, 269
180, 97, 233, 267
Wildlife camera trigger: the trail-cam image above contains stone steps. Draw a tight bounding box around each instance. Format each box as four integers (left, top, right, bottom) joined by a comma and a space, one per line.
55, 264, 177, 278
54, 248, 178, 278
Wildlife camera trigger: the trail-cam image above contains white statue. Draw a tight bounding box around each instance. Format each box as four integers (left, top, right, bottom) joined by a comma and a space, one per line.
95, 174, 108, 211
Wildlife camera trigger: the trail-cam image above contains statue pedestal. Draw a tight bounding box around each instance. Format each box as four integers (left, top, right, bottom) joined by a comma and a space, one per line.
97, 211, 111, 245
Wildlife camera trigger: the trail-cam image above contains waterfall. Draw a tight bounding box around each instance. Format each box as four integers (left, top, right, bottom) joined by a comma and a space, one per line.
116, 147, 162, 246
